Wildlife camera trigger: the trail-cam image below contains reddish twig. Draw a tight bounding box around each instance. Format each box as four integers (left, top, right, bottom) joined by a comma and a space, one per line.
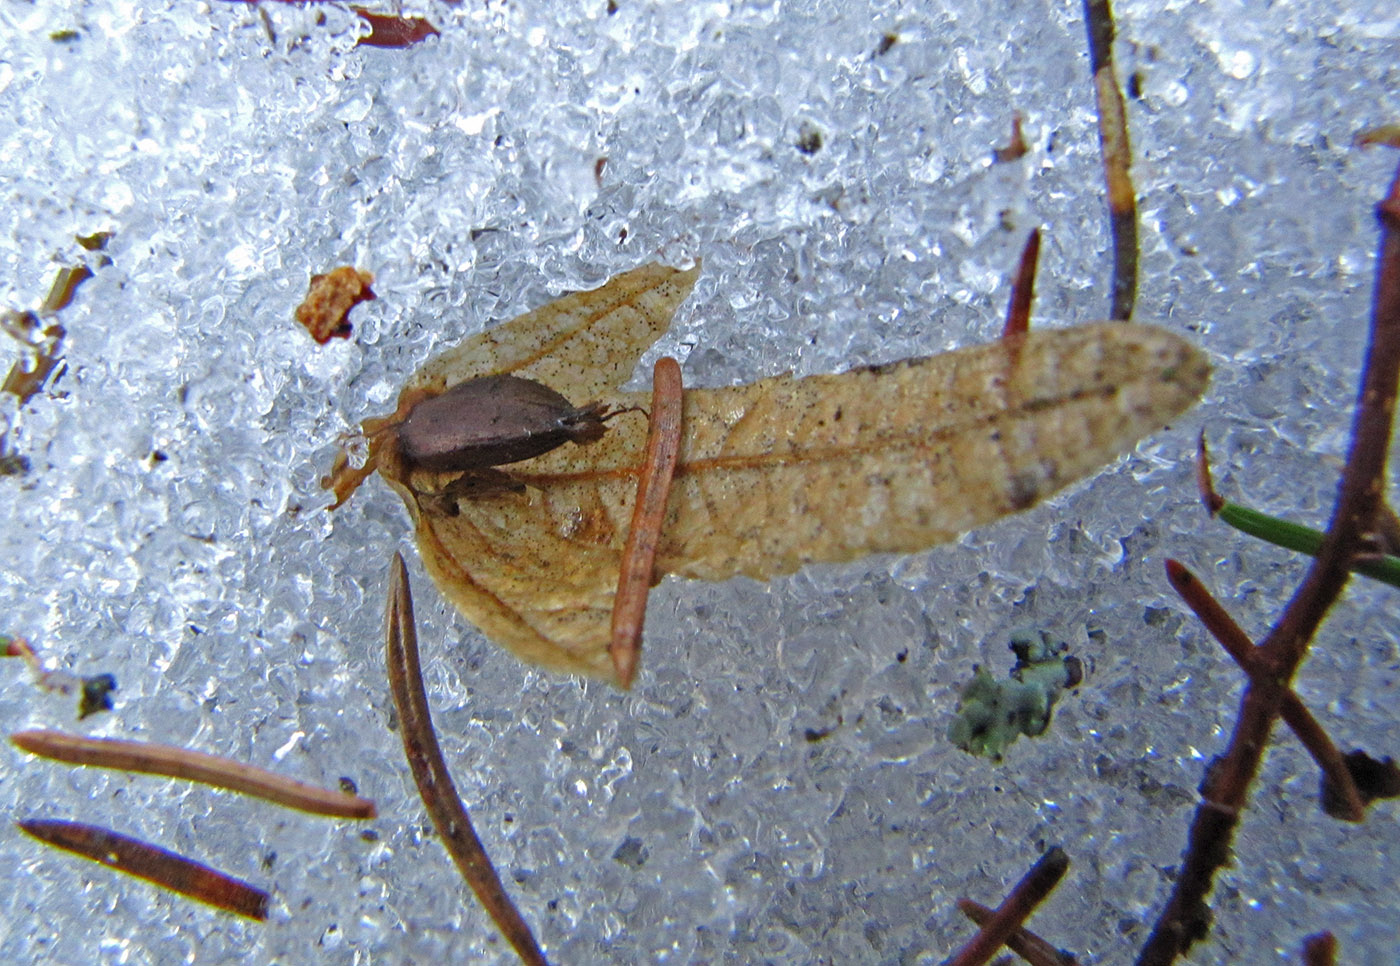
948, 847, 1070, 966
957, 898, 1078, 966
1301, 932, 1337, 966
385, 554, 550, 966
1002, 229, 1042, 340
1139, 160, 1400, 964
610, 356, 684, 689
16, 818, 270, 920
1082, 0, 1139, 320
1162, 562, 1366, 821
12, 730, 376, 820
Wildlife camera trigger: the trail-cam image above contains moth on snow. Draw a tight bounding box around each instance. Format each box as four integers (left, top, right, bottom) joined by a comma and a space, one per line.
326, 263, 1210, 685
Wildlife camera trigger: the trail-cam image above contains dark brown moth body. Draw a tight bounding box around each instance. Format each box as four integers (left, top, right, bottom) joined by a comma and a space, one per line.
396, 374, 609, 473
324, 373, 612, 510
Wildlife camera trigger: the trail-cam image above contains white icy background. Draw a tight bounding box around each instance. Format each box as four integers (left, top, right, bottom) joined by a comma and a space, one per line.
2, 1, 1398, 963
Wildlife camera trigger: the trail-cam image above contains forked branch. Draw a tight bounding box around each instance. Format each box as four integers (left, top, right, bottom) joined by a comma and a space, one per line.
1138, 159, 1400, 965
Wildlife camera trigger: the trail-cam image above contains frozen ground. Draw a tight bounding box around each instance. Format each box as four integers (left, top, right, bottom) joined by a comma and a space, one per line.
1, 1, 1398, 963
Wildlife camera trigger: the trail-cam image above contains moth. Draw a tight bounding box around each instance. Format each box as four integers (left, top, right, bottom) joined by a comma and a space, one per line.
328, 263, 1210, 685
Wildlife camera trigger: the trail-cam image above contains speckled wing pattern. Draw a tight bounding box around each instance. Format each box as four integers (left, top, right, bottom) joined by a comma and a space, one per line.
388, 265, 1210, 683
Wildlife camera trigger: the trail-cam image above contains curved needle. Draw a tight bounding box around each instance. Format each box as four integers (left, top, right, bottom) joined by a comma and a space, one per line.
12, 730, 376, 820
385, 553, 549, 966
610, 356, 684, 688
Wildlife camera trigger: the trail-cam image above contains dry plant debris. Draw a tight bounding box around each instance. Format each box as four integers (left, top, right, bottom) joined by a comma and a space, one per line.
948, 847, 1071, 966
330, 262, 1209, 684
1002, 228, 1042, 340
352, 7, 440, 48
1196, 432, 1400, 588
993, 114, 1029, 164
385, 554, 549, 966
958, 898, 1079, 966
1138, 159, 1400, 966
294, 266, 375, 344
1353, 123, 1400, 150
2, 634, 116, 718
1082, 0, 1139, 320
609, 356, 683, 688
16, 818, 271, 920
12, 730, 377, 820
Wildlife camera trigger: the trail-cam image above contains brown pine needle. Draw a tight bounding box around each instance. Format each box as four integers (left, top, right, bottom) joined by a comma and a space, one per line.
1194, 431, 1225, 514
1083, 0, 1139, 320
1003, 228, 1042, 340
17, 818, 270, 920
948, 847, 1070, 966
12, 730, 376, 820
1162, 561, 1366, 821
957, 899, 1078, 966
610, 356, 684, 689
385, 553, 550, 966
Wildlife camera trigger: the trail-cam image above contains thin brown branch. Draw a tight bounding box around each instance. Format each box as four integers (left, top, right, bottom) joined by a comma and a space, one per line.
947, 847, 1070, 966
1139, 158, 1400, 965
17, 818, 270, 920
385, 553, 550, 966
1301, 931, 1337, 966
1082, 0, 1139, 320
958, 898, 1078, 966
1002, 229, 1042, 340
12, 729, 376, 820
1162, 561, 1366, 821
610, 356, 684, 688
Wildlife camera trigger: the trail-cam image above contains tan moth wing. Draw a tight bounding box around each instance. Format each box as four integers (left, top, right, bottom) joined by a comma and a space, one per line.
395, 306, 1209, 682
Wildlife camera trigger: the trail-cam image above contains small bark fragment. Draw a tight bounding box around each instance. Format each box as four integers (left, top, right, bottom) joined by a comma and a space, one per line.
1354, 123, 1400, 150
39, 265, 93, 313
1325, 750, 1400, 814
353, 8, 440, 48
610, 356, 684, 688
1300, 932, 1337, 966
17, 818, 270, 920
295, 266, 375, 344
993, 114, 1029, 163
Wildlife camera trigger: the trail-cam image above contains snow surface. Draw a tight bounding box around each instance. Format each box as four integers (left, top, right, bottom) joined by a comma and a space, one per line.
1, 1, 1398, 963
